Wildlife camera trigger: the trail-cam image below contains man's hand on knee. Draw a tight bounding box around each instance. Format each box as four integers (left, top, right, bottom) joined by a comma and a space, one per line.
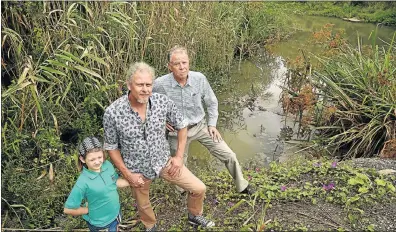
208, 126, 223, 143
167, 156, 183, 178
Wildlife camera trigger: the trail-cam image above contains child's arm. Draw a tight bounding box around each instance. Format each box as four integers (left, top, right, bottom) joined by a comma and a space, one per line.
64, 181, 88, 216
64, 207, 88, 216
116, 178, 130, 188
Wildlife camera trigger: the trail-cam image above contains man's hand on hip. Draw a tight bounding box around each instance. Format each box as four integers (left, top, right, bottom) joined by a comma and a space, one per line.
208, 126, 223, 143
167, 156, 183, 178
166, 122, 175, 132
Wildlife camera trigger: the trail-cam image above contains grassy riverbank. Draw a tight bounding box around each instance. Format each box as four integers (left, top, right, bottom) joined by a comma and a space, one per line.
281, 2, 396, 26
51, 158, 395, 231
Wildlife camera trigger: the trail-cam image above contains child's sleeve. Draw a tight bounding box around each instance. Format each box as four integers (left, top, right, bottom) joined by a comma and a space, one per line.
107, 160, 129, 188
64, 183, 85, 209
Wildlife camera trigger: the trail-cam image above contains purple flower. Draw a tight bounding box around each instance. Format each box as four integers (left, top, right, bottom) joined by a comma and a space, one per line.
133, 203, 138, 208
227, 202, 235, 207
248, 175, 252, 181
313, 162, 322, 167
213, 199, 219, 205
331, 161, 337, 168
323, 182, 335, 191
280, 185, 287, 191
255, 168, 261, 172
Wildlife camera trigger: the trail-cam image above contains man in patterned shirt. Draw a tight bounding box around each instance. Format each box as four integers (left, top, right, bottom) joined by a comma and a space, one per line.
103, 62, 214, 231
153, 46, 253, 195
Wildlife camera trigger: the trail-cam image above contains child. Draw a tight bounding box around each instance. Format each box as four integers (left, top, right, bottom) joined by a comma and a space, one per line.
64, 136, 129, 232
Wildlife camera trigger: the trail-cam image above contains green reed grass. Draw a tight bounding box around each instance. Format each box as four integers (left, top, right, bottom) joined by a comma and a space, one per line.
1, 1, 289, 228
313, 32, 396, 158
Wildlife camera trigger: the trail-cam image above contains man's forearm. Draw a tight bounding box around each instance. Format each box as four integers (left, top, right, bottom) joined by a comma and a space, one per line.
175, 127, 187, 158
108, 150, 130, 176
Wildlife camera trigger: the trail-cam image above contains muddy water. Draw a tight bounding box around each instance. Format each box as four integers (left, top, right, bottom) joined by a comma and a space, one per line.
187, 15, 396, 168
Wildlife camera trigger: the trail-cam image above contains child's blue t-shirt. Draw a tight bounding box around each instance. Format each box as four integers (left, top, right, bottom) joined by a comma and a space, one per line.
65, 160, 120, 227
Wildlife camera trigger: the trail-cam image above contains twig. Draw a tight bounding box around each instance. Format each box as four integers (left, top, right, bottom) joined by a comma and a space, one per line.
2, 210, 8, 228
242, 208, 260, 226
283, 209, 339, 228
289, 201, 343, 228
1, 198, 24, 229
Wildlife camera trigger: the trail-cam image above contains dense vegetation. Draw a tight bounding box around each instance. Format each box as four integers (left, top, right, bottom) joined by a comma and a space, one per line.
282, 1, 396, 26
281, 25, 396, 159
1, 1, 289, 229
1, 1, 395, 230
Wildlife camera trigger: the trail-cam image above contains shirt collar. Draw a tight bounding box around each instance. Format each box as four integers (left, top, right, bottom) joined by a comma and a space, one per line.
171, 72, 192, 88
82, 162, 109, 180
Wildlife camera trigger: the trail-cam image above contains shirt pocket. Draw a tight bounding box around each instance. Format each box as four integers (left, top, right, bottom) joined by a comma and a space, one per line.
185, 92, 201, 108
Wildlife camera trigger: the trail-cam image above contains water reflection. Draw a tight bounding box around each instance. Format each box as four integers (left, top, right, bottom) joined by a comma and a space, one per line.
188, 52, 288, 168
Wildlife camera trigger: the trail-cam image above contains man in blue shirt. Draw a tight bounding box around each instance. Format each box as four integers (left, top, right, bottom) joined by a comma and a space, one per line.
153, 46, 253, 195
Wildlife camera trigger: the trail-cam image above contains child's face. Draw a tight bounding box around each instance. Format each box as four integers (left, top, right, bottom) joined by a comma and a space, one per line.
80, 150, 104, 172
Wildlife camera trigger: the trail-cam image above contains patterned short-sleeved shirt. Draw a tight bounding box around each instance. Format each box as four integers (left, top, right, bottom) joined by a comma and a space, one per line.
103, 92, 188, 179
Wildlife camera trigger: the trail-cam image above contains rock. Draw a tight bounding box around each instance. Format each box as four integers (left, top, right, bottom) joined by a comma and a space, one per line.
378, 169, 396, 175
342, 17, 361, 22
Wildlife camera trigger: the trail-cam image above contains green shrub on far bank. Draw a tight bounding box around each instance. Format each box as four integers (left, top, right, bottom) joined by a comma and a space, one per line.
281, 25, 396, 159
281, 2, 396, 26
312, 35, 396, 158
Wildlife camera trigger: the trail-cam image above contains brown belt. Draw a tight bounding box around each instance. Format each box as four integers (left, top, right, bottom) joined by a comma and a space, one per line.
187, 123, 198, 129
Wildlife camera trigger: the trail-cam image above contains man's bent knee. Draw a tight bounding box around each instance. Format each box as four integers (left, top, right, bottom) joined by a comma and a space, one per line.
192, 182, 206, 195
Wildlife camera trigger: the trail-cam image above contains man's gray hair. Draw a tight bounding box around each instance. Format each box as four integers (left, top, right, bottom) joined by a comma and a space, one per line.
126, 62, 155, 83
168, 45, 189, 62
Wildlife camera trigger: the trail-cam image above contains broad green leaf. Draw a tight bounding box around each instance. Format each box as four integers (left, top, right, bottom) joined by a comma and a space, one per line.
39, 66, 67, 76
75, 65, 106, 84
358, 187, 369, 193
375, 178, 386, 186
2, 81, 32, 98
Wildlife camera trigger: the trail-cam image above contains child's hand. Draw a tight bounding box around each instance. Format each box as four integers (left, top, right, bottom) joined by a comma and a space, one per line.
116, 178, 130, 188
124, 172, 145, 188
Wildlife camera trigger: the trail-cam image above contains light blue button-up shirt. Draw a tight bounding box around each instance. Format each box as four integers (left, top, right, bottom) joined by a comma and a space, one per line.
153, 71, 219, 127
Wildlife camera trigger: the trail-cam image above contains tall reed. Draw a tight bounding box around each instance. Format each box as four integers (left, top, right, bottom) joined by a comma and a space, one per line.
1, 1, 289, 228
313, 33, 396, 158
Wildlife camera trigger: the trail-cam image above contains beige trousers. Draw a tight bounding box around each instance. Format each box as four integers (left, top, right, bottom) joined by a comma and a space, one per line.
131, 164, 206, 229
169, 120, 249, 192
